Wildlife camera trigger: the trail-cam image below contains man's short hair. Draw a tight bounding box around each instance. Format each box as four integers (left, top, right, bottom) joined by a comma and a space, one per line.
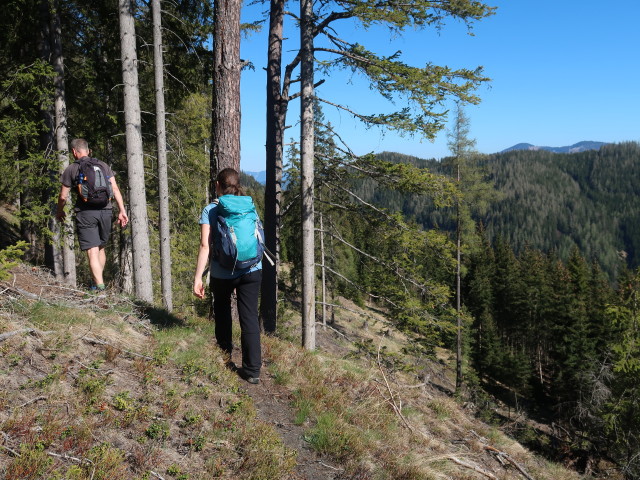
70, 138, 89, 152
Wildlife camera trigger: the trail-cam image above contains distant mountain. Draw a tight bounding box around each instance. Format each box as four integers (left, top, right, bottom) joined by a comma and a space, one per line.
501, 141, 607, 154
243, 170, 266, 185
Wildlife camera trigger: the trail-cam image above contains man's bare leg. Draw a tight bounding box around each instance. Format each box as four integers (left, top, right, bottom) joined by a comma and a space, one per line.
86, 246, 106, 287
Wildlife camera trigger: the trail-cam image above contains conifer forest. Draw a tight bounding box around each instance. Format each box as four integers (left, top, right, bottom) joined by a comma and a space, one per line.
1, 0, 639, 478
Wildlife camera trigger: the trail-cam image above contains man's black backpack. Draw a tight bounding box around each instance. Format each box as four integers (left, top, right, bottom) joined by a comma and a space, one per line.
75, 157, 113, 208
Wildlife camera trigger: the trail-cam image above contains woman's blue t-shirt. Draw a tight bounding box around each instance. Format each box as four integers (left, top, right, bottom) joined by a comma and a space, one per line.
200, 199, 262, 280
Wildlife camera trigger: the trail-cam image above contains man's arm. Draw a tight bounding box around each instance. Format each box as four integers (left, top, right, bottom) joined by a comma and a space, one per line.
55, 185, 71, 222
110, 177, 129, 227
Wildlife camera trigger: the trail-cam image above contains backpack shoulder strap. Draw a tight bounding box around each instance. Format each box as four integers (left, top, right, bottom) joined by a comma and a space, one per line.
90, 158, 111, 177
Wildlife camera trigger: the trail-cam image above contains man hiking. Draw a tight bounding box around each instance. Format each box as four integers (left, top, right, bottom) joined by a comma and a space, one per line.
55, 138, 128, 290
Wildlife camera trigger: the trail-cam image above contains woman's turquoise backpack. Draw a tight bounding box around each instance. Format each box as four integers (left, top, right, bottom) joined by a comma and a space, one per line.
213, 195, 267, 272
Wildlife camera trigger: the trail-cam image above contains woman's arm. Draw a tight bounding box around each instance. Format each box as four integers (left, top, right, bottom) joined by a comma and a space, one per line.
193, 223, 211, 299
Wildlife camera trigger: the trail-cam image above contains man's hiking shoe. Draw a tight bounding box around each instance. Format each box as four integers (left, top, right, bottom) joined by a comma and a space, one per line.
239, 369, 260, 385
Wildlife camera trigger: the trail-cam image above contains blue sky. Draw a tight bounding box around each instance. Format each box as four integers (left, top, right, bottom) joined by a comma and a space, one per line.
238, 0, 640, 172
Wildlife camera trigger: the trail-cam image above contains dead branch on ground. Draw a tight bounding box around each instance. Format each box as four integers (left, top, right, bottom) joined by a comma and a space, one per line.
0, 328, 52, 343
484, 445, 535, 480
447, 455, 498, 479
82, 336, 153, 360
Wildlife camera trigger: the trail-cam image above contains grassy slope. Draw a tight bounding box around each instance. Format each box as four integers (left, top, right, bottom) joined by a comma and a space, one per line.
0, 264, 586, 480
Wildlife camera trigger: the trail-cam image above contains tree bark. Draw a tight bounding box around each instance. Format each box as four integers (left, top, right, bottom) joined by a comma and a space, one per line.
210, 0, 242, 325
118, 228, 134, 294
210, 0, 241, 192
261, 0, 287, 333
456, 181, 462, 392
300, 0, 315, 350
49, 0, 76, 287
320, 208, 326, 330
152, 0, 172, 311
119, 0, 154, 303
39, 0, 59, 275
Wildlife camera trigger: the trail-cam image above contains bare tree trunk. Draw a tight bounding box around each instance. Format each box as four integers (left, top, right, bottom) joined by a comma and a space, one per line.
261, 0, 287, 333
119, 0, 153, 303
320, 209, 326, 330
210, 0, 242, 325
37, 0, 58, 271
210, 0, 241, 192
50, 0, 76, 286
300, 0, 315, 350
119, 228, 134, 294
107, 138, 132, 292
152, 0, 172, 311
455, 160, 463, 393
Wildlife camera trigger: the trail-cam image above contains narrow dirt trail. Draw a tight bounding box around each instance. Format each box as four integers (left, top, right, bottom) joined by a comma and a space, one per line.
232, 350, 344, 480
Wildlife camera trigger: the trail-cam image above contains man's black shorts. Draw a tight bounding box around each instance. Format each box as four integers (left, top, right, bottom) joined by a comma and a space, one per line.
76, 209, 112, 250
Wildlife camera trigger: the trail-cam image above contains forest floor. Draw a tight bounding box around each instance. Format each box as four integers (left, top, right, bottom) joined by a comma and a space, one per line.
0, 262, 604, 480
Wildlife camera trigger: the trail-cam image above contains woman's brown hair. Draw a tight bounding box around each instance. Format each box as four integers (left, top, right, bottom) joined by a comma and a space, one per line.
216, 168, 244, 196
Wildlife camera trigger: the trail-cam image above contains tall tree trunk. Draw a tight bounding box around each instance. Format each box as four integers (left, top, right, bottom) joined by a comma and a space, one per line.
36, 0, 55, 268
106, 138, 132, 291
261, 0, 286, 333
210, 0, 242, 325
152, 0, 172, 311
50, 0, 76, 286
118, 228, 134, 294
38, 0, 57, 274
210, 0, 241, 191
320, 208, 326, 330
300, 0, 315, 350
119, 0, 153, 302
455, 186, 462, 393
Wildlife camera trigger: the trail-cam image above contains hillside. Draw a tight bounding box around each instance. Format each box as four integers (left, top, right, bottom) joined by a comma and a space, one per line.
481, 142, 640, 275
0, 264, 588, 480
362, 142, 640, 278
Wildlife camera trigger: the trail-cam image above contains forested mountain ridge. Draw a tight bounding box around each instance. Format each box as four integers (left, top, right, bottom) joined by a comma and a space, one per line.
364, 142, 640, 278
482, 142, 640, 276
501, 140, 607, 153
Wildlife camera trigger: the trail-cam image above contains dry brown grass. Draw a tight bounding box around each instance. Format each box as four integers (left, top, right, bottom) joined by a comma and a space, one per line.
0, 269, 296, 479
1, 264, 591, 479
264, 300, 586, 480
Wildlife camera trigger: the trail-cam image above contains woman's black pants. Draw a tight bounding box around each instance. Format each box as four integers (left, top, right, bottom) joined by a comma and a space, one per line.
211, 270, 262, 377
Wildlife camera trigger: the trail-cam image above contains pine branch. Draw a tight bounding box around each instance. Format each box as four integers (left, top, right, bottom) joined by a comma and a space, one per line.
288, 79, 326, 101
314, 319, 350, 339
324, 182, 406, 228
315, 46, 394, 72
316, 263, 399, 309
317, 96, 387, 126
316, 226, 427, 293
315, 301, 393, 327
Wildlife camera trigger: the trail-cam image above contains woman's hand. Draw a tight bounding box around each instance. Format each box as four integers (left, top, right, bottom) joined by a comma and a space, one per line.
193, 223, 211, 299
193, 279, 206, 299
